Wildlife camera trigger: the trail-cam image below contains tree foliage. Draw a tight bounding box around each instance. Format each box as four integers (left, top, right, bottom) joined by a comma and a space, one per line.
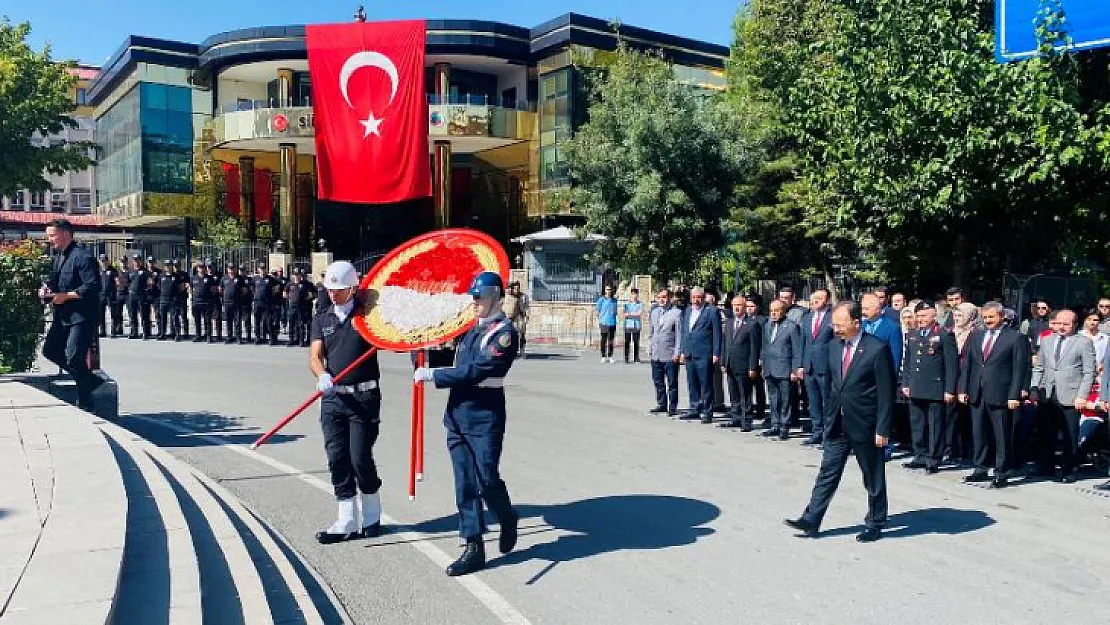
0, 19, 93, 197
0, 240, 50, 373
560, 44, 758, 281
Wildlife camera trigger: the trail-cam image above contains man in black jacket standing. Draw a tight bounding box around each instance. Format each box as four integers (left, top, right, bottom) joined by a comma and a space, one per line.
720, 294, 762, 430
785, 301, 896, 542
901, 302, 958, 474
42, 220, 103, 410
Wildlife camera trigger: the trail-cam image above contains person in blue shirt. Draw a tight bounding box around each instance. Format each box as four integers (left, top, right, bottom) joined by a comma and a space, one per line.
596, 285, 619, 363
622, 287, 644, 363
862, 292, 903, 459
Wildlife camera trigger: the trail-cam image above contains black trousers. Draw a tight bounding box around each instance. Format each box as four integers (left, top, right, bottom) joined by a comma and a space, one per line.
42, 320, 99, 403
222, 302, 239, 341
448, 425, 514, 539
624, 329, 641, 362
651, 360, 679, 411
909, 398, 947, 468
212, 303, 223, 338
174, 300, 189, 337
192, 302, 212, 339
946, 402, 973, 460
110, 301, 125, 336
972, 400, 1013, 474
157, 300, 175, 338
288, 306, 311, 346
320, 390, 382, 500
269, 305, 282, 344
238, 304, 253, 340
98, 298, 110, 336
127, 297, 149, 337
766, 376, 794, 431
599, 324, 616, 357
724, 366, 754, 423
802, 432, 888, 529
253, 303, 269, 342
753, 373, 767, 419
1041, 399, 1082, 476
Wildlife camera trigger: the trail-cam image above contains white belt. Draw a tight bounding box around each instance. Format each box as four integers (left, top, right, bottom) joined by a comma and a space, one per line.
333, 380, 379, 394
476, 378, 504, 389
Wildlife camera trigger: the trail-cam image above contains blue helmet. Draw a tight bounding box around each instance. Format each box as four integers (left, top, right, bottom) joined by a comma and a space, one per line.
468, 271, 504, 298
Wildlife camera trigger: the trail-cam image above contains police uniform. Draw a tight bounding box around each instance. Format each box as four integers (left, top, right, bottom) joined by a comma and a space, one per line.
237, 265, 254, 343
127, 256, 151, 339
311, 261, 384, 544
220, 270, 242, 343
901, 315, 959, 472
277, 271, 291, 332
172, 263, 190, 338
286, 273, 314, 347
156, 261, 178, 339
112, 258, 129, 337
252, 270, 275, 344
269, 271, 285, 345
98, 256, 118, 338
190, 268, 216, 342
145, 257, 160, 334
420, 271, 520, 577
205, 264, 223, 340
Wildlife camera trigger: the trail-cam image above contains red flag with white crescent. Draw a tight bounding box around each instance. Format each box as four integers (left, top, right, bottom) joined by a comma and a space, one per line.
306, 20, 431, 204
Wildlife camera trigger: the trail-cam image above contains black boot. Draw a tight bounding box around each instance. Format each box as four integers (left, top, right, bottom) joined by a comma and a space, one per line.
499, 511, 519, 554
446, 538, 486, 577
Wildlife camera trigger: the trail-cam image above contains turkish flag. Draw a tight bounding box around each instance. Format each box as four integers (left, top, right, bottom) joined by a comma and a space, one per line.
306, 21, 430, 204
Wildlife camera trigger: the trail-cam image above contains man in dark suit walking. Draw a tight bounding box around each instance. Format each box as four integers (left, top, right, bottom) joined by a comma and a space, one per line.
721, 294, 762, 430
901, 302, 958, 474
800, 289, 834, 445
678, 286, 722, 424
761, 299, 802, 440
785, 301, 896, 542
41, 219, 104, 411
958, 301, 1031, 488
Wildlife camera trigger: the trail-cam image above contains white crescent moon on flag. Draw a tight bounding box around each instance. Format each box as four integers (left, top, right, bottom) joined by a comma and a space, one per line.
339, 51, 399, 109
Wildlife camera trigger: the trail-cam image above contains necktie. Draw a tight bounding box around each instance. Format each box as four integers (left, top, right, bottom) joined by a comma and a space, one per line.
771, 322, 779, 343
812, 312, 821, 339
735, 318, 742, 332
842, 340, 853, 377
983, 330, 996, 360
1054, 335, 1064, 364
921, 330, 927, 339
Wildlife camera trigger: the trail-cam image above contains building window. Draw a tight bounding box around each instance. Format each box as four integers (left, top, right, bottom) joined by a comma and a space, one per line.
29, 191, 46, 211
540, 68, 572, 187
50, 189, 69, 211
10, 190, 25, 208
72, 188, 92, 212
76, 88, 88, 105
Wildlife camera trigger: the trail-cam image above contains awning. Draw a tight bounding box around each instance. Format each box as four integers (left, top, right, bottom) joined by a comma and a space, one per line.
99, 215, 185, 228
0, 211, 101, 227
511, 226, 607, 243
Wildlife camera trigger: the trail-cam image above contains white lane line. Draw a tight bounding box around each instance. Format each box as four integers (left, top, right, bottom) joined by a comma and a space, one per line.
129, 416, 533, 625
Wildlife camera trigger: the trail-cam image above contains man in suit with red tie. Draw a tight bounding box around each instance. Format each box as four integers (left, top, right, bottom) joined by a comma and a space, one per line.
958, 301, 1031, 488
785, 301, 896, 542
800, 289, 835, 445
721, 294, 762, 430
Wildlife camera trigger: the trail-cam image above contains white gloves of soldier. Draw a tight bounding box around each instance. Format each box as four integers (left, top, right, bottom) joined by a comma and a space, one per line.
413, 367, 435, 384
316, 373, 335, 396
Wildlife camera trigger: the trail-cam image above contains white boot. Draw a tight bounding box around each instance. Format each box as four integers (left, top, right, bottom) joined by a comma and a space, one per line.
360, 491, 383, 537
325, 498, 358, 534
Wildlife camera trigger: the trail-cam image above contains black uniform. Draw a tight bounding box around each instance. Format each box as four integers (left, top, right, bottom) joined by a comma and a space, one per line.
145, 265, 160, 333
221, 274, 249, 343
316, 281, 332, 314
127, 266, 152, 339
278, 274, 291, 331
901, 324, 959, 470
173, 268, 190, 338
287, 279, 315, 346
269, 275, 285, 345
252, 273, 276, 344
237, 271, 254, 342
156, 271, 179, 339
98, 264, 118, 337
190, 272, 217, 341
43, 241, 102, 407
111, 273, 128, 337
312, 304, 383, 500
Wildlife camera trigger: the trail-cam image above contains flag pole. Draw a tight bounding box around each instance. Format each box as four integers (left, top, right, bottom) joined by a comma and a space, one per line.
415, 350, 426, 481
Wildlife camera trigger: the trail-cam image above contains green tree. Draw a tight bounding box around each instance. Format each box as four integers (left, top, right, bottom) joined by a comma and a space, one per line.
0, 19, 93, 197
561, 44, 757, 281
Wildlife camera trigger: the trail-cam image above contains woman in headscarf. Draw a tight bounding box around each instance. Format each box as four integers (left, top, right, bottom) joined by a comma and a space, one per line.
946, 302, 981, 464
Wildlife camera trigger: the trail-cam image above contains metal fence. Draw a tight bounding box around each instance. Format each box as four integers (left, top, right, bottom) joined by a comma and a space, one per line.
191, 243, 271, 271
530, 253, 607, 303
352, 250, 389, 275
82, 239, 189, 266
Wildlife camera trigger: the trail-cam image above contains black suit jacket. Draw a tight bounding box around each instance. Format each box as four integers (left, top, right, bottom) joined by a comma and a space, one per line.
48, 242, 101, 326
722, 315, 761, 373
901, 325, 959, 400
825, 333, 896, 442
958, 327, 1031, 406
801, 308, 835, 375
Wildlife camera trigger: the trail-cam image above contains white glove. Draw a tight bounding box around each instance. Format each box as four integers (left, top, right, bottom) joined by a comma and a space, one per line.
316, 373, 335, 395
414, 367, 435, 384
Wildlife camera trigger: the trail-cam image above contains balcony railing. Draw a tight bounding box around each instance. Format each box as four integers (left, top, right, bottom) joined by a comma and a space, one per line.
218, 94, 535, 115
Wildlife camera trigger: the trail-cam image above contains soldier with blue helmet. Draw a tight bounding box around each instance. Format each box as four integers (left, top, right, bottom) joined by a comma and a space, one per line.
414, 270, 520, 577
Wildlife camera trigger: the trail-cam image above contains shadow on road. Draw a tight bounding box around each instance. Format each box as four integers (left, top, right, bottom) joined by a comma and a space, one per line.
411, 494, 719, 584
819, 507, 995, 539
118, 411, 304, 447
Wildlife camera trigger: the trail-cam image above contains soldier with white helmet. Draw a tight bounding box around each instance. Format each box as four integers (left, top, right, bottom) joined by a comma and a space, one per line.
309, 261, 386, 544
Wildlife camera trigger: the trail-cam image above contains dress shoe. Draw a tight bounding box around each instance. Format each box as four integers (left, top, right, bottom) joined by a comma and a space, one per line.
777, 432, 790, 441
801, 436, 822, 446
648, 406, 667, 414
856, 527, 882, 542
193, 336, 204, 343
1093, 480, 1110, 491
989, 476, 1008, 489
740, 421, 754, 432
902, 461, 927, 469
361, 522, 385, 538
760, 428, 780, 438
700, 415, 714, 424
783, 517, 818, 537
963, 471, 991, 483
225, 338, 236, 344
678, 412, 699, 421
446, 538, 486, 577
315, 530, 360, 544
761, 418, 772, 429
925, 466, 939, 475
667, 410, 678, 417
1059, 474, 1077, 484
499, 512, 519, 554
719, 420, 745, 429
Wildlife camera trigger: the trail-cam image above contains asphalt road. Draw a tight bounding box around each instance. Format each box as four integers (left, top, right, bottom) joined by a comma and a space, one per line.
96, 337, 1110, 625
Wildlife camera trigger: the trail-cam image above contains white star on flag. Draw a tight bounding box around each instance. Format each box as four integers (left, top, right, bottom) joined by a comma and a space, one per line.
360, 112, 383, 138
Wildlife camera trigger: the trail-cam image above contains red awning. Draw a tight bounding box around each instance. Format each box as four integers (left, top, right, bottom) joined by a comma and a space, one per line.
0, 211, 101, 227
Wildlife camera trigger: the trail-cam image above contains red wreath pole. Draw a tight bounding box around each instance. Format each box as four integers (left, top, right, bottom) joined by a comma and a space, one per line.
415, 350, 426, 482
408, 370, 419, 500
250, 347, 379, 450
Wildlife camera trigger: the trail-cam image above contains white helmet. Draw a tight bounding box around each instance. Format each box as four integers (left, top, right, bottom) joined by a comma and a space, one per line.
322, 261, 359, 290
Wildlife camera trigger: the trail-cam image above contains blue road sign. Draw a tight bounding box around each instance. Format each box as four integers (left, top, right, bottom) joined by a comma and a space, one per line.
997, 0, 1110, 62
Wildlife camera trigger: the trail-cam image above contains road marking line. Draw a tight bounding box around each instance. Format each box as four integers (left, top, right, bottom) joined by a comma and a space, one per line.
129, 416, 533, 625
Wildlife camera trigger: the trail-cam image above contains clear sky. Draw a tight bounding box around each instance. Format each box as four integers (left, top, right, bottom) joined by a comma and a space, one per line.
3, 0, 741, 67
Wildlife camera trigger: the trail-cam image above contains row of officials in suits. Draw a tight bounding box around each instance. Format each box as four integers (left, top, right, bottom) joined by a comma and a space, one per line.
647, 285, 1110, 500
